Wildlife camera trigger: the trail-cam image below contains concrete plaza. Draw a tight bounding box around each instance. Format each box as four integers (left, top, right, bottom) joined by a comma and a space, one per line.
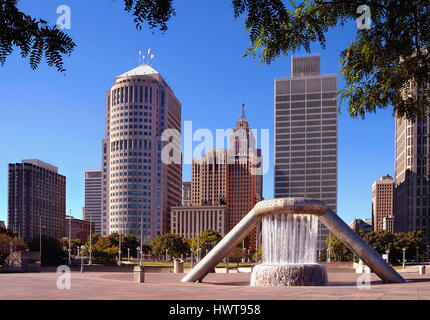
1, 269, 430, 300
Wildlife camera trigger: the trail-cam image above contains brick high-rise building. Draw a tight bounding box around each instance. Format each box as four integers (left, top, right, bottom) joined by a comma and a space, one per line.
84, 169, 102, 234
8, 159, 66, 243
227, 104, 263, 250
182, 182, 192, 206
372, 175, 394, 232
274, 55, 338, 251
189, 105, 263, 250
101, 64, 182, 240
191, 149, 228, 207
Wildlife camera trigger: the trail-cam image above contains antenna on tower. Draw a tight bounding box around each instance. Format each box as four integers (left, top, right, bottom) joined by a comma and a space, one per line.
240, 101, 246, 120
150, 53, 155, 66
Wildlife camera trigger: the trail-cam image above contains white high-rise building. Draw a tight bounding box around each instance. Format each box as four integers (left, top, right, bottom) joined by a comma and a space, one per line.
101, 64, 182, 239
274, 55, 338, 251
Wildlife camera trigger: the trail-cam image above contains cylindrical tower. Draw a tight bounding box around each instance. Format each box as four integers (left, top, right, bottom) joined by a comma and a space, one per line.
101, 64, 182, 241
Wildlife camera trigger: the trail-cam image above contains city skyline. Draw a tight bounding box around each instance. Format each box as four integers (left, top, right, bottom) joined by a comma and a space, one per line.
0, 0, 396, 227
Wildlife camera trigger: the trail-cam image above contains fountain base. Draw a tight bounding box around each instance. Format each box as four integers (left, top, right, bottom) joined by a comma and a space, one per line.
250, 263, 328, 287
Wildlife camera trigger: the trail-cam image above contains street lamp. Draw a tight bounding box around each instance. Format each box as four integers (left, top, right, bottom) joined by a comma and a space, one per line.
67, 212, 72, 265
39, 215, 46, 267
127, 248, 130, 262
89, 220, 92, 266
190, 249, 194, 269
118, 232, 122, 266
402, 248, 406, 269
416, 246, 419, 265
137, 247, 141, 266
165, 249, 168, 262
80, 245, 85, 273
386, 249, 390, 264
140, 213, 143, 266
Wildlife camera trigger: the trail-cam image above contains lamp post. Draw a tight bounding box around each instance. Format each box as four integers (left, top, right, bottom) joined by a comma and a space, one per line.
165, 249, 168, 262
137, 247, 141, 265
386, 249, 390, 264
226, 256, 229, 273
190, 249, 194, 269
127, 248, 130, 262
402, 248, 406, 269
39, 215, 46, 267
89, 220, 92, 266
196, 233, 200, 263
327, 232, 332, 263
140, 213, 143, 265
80, 245, 85, 273
416, 246, 419, 265
67, 211, 72, 265
118, 233, 122, 266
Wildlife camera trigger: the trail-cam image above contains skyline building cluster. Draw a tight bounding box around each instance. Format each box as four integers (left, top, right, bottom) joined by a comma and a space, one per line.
3, 54, 430, 252
175, 106, 263, 250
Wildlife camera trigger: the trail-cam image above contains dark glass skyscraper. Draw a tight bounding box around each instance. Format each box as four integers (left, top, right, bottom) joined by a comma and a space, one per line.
8, 159, 66, 243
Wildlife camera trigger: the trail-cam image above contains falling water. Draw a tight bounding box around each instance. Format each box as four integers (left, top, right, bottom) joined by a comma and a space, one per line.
261, 214, 318, 264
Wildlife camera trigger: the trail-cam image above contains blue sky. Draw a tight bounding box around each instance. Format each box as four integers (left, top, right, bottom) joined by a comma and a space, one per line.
0, 0, 395, 225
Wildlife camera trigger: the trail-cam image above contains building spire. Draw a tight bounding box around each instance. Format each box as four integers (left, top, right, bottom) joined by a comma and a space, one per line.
240, 101, 246, 120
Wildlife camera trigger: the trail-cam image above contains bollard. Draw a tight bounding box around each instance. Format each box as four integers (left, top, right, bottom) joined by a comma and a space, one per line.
134, 266, 145, 283
419, 265, 426, 275
174, 259, 184, 273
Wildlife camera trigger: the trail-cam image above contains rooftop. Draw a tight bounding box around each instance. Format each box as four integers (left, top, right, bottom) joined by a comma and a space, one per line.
118, 64, 159, 78
21, 159, 58, 173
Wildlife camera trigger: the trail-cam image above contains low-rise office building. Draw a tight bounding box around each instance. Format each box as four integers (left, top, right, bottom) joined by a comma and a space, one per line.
171, 206, 228, 239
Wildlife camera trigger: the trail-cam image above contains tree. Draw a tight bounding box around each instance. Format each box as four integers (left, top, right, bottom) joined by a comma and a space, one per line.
120, 233, 139, 258
252, 246, 262, 263
150, 233, 190, 258
233, 0, 430, 121
28, 235, 66, 265
325, 233, 353, 262
191, 230, 223, 257
0, 233, 26, 266
92, 235, 118, 262
229, 247, 247, 267
0, 0, 173, 72
4, 1, 428, 120
0, 0, 76, 72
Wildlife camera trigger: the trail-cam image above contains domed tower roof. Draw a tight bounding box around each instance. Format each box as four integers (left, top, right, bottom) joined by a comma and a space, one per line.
118, 64, 159, 77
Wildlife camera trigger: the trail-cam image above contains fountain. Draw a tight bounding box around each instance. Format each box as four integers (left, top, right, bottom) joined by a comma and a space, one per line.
250, 213, 327, 286
181, 198, 404, 285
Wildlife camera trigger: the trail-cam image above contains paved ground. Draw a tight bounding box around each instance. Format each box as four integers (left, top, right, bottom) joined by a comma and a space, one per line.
1, 270, 430, 300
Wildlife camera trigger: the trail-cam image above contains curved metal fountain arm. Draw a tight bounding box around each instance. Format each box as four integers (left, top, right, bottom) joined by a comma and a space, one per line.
181, 198, 404, 284
319, 208, 404, 283
181, 207, 261, 283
